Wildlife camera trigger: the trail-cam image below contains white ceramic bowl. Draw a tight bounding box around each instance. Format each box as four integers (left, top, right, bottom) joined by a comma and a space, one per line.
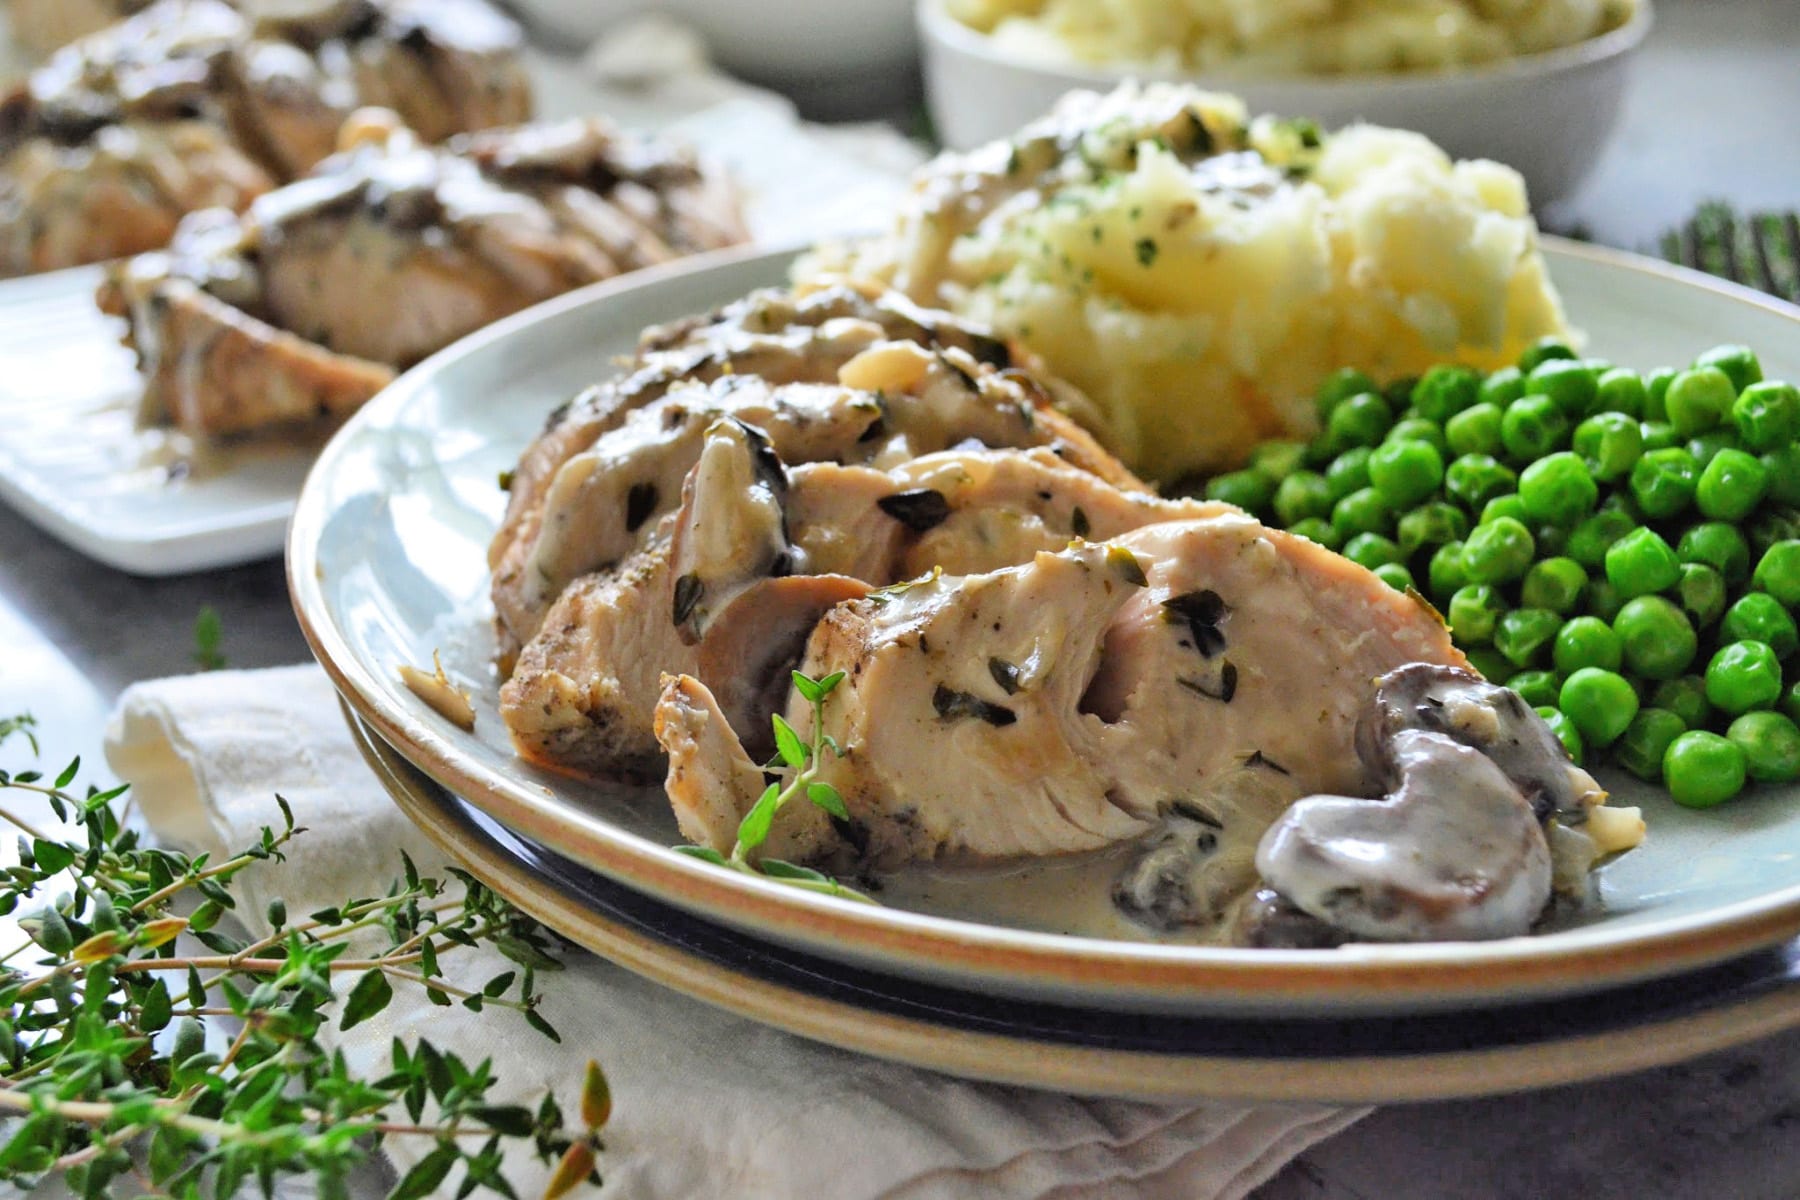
514, 0, 919, 116
919, 0, 1653, 207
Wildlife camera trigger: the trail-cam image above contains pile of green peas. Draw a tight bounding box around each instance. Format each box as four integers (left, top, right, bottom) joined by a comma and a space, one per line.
1206, 338, 1800, 809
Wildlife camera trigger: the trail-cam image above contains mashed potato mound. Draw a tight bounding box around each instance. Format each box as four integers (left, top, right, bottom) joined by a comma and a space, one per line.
951, 0, 1634, 77
797, 84, 1571, 482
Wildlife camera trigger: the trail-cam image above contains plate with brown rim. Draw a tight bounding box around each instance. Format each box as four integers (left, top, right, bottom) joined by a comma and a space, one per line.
290, 239, 1800, 1018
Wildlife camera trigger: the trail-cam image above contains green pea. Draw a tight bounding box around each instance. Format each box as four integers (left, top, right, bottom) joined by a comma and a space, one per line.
1604, 526, 1682, 598
1766, 445, 1800, 506
1749, 508, 1800, 557
1753, 540, 1800, 608
1651, 676, 1713, 731
1501, 394, 1571, 462
1368, 439, 1445, 509
1410, 364, 1481, 423
1325, 392, 1395, 454
1665, 366, 1737, 437
1316, 367, 1378, 422
1559, 668, 1638, 748
1385, 417, 1450, 457
1249, 440, 1308, 480
1786, 681, 1800, 725
1613, 708, 1686, 781
1565, 508, 1637, 570
1521, 556, 1586, 614
1481, 494, 1529, 526
1628, 447, 1699, 520
1586, 578, 1626, 623
1373, 562, 1415, 592
1344, 532, 1404, 570
1614, 596, 1698, 680
1332, 486, 1393, 538
1733, 380, 1800, 452
1639, 420, 1680, 451
1384, 377, 1420, 411
1288, 516, 1342, 550
1526, 358, 1600, 417
1676, 562, 1727, 628
1449, 583, 1504, 644
1205, 468, 1278, 513
1537, 705, 1585, 764
1644, 367, 1677, 422
1444, 453, 1518, 511
1705, 460, 1771, 512
1553, 615, 1623, 675
1429, 540, 1469, 600
1495, 606, 1561, 669
1518, 451, 1598, 527
1519, 337, 1578, 374
1462, 516, 1536, 586
1595, 367, 1648, 419
1535, 522, 1570, 558
1465, 646, 1517, 684
1664, 731, 1747, 808
1273, 470, 1333, 525
1677, 522, 1751, 585
1695, 343, 1764, 393
1508, 669, 1561, 708
1479, 366, 1526, 409
1571, 412, 1643, 482
1324, 447, 1374, 501
1705, 640, 1785, 715
1445, 402, 1504, 458
1687, 428, 1742, 470
1721, 593, 1799, 660
1727, 711, 1800, 783
1397, 502, 1469, 557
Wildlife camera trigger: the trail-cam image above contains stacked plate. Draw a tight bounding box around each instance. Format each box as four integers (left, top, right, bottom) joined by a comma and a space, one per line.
287, 244, 1800, 1103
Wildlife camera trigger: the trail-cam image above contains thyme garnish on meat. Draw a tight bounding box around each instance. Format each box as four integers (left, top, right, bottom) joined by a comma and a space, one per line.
673, 672, 874, 904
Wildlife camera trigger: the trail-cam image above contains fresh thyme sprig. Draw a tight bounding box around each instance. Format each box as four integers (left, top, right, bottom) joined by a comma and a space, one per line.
0, 716, 608, 1199
674, 671, 873, 903
192, 607, 226, 672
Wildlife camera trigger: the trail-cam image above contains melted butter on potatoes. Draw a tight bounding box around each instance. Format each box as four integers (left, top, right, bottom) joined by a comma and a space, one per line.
798, 84, 1571, 483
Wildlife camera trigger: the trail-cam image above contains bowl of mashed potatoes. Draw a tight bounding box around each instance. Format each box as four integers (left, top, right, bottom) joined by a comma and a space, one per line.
921, 0, 1651, 205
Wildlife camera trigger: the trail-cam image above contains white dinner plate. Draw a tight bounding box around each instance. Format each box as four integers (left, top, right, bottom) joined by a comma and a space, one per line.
0, 266, 313, 575
345, 705, 1800, 1103
290, 239, 1800, 1018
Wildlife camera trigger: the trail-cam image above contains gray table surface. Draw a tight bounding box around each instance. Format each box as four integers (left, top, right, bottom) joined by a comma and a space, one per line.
4, 0, 1800, 1195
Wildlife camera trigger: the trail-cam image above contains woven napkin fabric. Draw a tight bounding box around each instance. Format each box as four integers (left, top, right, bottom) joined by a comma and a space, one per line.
104, 666, 1367, 1199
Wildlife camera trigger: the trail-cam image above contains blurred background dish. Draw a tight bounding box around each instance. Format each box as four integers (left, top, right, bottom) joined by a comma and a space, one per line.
507, 0, 920, 117
920, 0, 1653, 206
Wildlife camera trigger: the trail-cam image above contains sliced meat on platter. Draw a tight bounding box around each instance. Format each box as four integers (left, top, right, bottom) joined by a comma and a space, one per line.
98, 110, 747, 437
0, 0, 531, 275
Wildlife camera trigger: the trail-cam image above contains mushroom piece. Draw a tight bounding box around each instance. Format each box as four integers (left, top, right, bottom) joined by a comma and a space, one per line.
1358, 663, 1607, 825
669, 417, 801, 644
1254, 728, 1554, 943
1246, 663, 1642, 945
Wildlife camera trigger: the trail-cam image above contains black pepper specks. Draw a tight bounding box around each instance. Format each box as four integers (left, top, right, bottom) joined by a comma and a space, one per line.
672, 573, 704, 625
1177, 661, 1237, 703
988, 657, 1021, 694
878, 489, 952, 533
1163, 590, 1229, 657
1245, 749, 1290, 775
932, 685, 1017, 727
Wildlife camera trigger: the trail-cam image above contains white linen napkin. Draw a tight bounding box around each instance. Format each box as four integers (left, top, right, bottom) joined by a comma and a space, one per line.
104, 666, 1368, 1200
